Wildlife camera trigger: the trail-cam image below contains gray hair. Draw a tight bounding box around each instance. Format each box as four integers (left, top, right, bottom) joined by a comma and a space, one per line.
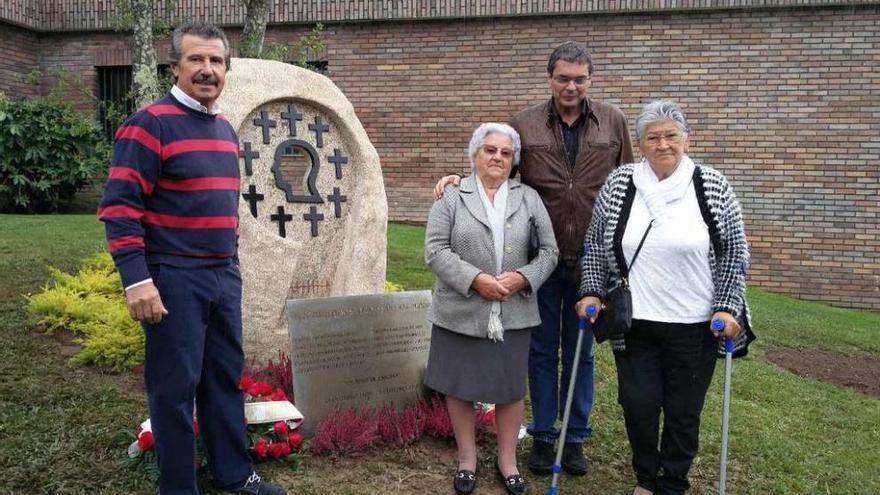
547, 41, 594, 76
468, 123, 521, 170
634, 100, 690, 141
169, 21, 231, 71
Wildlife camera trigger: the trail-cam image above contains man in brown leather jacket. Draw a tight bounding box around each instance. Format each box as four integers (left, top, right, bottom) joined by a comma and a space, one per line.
435, 41, 633, 477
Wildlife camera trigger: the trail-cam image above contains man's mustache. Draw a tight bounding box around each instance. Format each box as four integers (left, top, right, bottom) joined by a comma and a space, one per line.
193, 74, 217, 85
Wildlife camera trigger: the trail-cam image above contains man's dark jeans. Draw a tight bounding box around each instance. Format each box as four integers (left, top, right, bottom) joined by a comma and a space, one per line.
527, 261, 594, 444
614, 318, 718, 494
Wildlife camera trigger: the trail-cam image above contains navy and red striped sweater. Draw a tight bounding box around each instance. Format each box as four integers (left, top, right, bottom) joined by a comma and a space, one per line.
98, 93, 240, 288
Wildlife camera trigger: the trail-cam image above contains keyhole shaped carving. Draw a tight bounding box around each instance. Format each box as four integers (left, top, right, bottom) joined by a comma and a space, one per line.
271, 139, 323, 204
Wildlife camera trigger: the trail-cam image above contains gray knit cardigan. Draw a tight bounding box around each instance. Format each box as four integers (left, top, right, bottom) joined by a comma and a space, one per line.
579, 162, 756, 357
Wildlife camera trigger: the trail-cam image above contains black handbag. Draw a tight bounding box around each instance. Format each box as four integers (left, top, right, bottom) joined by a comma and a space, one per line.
593, 221, 653, 343
527, 215, 539, 261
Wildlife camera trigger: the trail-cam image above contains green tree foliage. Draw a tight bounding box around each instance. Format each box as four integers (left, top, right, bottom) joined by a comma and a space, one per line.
0, 97, 110, 213
262, 24, 326, 70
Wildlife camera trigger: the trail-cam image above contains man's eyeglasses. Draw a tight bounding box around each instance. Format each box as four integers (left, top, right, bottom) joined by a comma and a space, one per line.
481, 145, 514, 159
644, 132, 684, 146
552, 76, 591, 87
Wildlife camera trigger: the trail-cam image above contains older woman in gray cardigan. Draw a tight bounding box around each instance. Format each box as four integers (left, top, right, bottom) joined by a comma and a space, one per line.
425, 123, 558, 495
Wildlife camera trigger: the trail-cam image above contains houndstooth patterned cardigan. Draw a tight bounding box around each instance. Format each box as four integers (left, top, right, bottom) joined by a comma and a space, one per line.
579, 162, 756, 357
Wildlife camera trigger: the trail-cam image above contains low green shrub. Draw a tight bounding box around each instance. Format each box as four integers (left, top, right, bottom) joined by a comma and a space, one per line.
384, 280, 404, 292
28, 251, 408, 371
0, 97, 110, 212
27, 252, 143, 371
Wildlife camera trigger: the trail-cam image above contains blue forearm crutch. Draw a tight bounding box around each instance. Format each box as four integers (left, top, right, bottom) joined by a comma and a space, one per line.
711, 318, 735, 495
546, 305, 597, 495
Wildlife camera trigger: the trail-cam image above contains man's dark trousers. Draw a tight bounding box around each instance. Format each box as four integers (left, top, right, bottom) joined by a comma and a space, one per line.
614, 319, 717, 494
144, 262, 253, 495
527, 260, 595, 444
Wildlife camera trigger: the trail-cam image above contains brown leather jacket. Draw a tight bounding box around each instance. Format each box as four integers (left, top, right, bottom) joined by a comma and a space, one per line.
510, 98, 634, 262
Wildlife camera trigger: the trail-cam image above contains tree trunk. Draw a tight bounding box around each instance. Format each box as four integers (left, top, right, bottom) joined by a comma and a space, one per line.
240, 0, 270, 58
130, 0, 160, 107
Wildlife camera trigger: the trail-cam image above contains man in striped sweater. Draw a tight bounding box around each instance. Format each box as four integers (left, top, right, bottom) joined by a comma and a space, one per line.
98, 21, 285, 495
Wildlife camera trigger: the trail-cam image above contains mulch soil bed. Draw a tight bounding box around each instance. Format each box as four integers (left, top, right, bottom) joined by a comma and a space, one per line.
763, 347, 880, 398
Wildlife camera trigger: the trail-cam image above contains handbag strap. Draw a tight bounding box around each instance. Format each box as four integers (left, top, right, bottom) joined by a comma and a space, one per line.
621, 220, 653, 285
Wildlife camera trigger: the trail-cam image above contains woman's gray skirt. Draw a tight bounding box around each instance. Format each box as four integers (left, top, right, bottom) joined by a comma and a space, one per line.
424, 324, 533, 404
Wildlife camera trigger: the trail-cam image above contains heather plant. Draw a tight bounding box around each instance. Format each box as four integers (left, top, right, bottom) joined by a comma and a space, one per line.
376, 404, 424, 447
311, 407, 380, 456
246, 351, 295, 400
311, 398, 496, 456
0, 96, 110, 212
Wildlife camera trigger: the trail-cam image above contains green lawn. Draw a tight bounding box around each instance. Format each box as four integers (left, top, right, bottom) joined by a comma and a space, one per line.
1, 215, 878, 494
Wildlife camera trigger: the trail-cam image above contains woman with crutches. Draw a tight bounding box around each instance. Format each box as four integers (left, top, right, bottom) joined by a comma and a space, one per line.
575, 100, 755, 494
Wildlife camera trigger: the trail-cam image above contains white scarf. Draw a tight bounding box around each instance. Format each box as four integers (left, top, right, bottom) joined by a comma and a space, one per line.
632, 155, 695, 225
475, 175, 508, 342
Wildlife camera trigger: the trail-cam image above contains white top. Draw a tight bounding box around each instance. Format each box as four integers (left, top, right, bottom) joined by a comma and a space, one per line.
171, 85, 222, 115
623, 158, 714, 323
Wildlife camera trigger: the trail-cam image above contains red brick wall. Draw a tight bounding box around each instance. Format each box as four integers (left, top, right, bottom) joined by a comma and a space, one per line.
0, 22, 39, 99
312, 6, 879, 310
5, 6, 878, 310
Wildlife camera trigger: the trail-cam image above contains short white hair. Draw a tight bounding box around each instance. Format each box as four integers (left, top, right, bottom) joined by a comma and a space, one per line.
468, 123, 521, 170
635, 100, 690, 142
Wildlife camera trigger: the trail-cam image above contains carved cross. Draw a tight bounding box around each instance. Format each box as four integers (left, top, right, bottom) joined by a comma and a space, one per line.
270, 205, 293, 238
303, 205, 324, 237
281, 104, 303, 137
327, 187, 347, 219
327, 148, 349, 179
241, 184, 265, 218
253, 110, 277, 144
239, 142, 259, 176
308, 116, 330, 148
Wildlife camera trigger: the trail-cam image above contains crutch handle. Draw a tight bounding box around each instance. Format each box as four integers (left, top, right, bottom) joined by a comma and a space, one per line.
711, 318, 735, 353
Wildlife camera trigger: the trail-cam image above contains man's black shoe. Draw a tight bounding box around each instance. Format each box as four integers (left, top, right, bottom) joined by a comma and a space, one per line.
561, 442, 588, 476
526, 439, 555, 475
225, 473, 287, 495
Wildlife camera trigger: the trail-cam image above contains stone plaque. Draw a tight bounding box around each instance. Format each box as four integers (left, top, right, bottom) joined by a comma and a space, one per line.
287, 291, 432, 436
218, 58, 387, 363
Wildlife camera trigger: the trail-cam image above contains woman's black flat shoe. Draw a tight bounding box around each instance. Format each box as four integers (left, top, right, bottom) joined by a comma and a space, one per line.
496, 465, 528, 495
453, 469, 476, 495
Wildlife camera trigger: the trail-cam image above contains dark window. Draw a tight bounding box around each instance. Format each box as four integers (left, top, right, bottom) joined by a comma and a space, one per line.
96, 65, 173, 141
305, 60, 329, 75
96, 66, 134, 141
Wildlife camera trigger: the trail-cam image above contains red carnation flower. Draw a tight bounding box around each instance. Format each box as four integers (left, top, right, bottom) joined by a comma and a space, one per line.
279, 442, 291, 456
482, 409, 496, 426
248, 381, 273, 398
288, 431, 303, 449
273, 421, 288, 436
268, 441, 286, 458
137, 431, 155, 451
246, 384, 261, 397
193, 420, 200, 437
239, 375, 255, 392
254, 439, 269, 457
267, 389, 288, 402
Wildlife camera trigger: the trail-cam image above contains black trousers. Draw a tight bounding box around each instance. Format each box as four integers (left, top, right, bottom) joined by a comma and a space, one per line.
614, 319, 718, 495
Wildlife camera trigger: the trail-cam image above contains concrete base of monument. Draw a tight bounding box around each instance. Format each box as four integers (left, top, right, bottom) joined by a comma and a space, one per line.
218, 58, 388, 365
